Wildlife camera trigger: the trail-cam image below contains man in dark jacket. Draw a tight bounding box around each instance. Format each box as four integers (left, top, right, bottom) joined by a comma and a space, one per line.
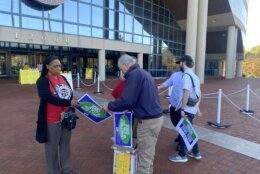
102, 54, 163, 174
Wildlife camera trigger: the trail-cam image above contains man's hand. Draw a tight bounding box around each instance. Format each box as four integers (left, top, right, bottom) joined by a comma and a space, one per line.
181, 110, 187, 118
102, 104, 109, 112
70, 100, 79, 108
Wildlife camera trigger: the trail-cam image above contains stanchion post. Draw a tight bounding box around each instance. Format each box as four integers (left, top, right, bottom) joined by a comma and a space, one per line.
240, 84, 254, 115
75, 72, 81, 89
163, 86, 172, 114
208, 89, 230, 128
94, 75, 103, 94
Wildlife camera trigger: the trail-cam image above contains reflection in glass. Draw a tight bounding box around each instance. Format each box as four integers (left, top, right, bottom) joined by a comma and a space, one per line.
135, 6, 143, 17
92, 6, 103, 27
92, 0, 103, 6
119, 2, 125, 12
13, 15, 19, 27
134, 18, 142, 35
143, 36, 150, 45
109, 30, 114, 39
64, 1, 77, 22
64, 23, 78, 35
44, 6, 62, 20
109, 10, 114, 29
0, 0, 11, 12
0, 13, 12, 26
79, 4, 91, 25
92, 27, 103, 38
50, 21, 62, 33
119, 13, 124, 31
13, 0, 19, 13
79, 26, 91, 36
21, 3, 42, 17
125, 14, 133, 33
134, 35, 142, 44
22, 17, 42, 30
109, 0, 115, 9
125, 33, 133, 42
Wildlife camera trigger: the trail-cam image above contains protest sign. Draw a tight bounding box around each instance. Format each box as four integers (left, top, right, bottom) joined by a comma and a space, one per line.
76, 93, 111, 124
114, 112, 132, 148
176, 118, 199, 151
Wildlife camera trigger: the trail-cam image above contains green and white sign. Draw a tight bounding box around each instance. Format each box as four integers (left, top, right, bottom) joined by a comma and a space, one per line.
76, 93, 111, 124
114, 112, 132, 147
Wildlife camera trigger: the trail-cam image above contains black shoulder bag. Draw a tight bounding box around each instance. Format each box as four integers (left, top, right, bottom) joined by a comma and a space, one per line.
49, 79, 79, 131
184, 73, 199, 107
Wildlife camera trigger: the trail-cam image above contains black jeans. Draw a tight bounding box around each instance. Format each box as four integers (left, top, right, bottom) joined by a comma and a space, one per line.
169, 106, 181, 127
178, 112, 200, 157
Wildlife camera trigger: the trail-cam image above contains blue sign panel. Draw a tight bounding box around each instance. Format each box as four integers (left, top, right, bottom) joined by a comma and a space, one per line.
114, 112, 132, 148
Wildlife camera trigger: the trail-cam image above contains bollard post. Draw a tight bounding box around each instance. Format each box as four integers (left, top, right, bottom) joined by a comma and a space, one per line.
75, 72, 81, 89
94, 75, 103, 94
163, 86, 172, 114
240, 84, 254, 115
208, 89, 230, 128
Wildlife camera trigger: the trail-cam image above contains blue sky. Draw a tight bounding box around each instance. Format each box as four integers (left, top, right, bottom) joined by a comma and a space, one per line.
245, 0, 260, 49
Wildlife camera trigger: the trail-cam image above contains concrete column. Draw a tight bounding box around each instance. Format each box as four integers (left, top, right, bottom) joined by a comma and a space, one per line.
225, 25, 236, 79
137, 53, 143, 68
185, 0, 199, 64
195, 0, 208, 84
236, 60, 243, 77
98, 49, 105, 81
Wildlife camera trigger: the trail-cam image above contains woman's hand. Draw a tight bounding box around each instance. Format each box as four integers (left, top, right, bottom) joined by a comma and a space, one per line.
70, 100, 79, 108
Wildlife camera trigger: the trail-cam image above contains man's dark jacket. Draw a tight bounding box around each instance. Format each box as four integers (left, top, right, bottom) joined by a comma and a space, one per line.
36, 76, 72, 143
108, 64, 162, 119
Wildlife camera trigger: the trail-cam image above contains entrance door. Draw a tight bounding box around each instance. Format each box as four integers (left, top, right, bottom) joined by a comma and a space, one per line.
0, 54, 7, 76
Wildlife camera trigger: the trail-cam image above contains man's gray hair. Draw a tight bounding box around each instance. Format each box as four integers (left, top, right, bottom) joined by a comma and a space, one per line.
118, 54, 136, 67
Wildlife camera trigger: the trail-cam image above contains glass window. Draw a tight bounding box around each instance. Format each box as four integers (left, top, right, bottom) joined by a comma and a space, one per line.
64, 1, 77, 23
92, 0, 103, 6
109, 30, 114, 39
92, 6, 103, 27
109, 0, 115, 9
50, 21, 62, 33
92, 27, 103, 38
109, 10, 114, 29
125, 3, 133, 14
134, 18, 142, 35
79, 26, 91, 36
153, 4, 158, 13
134, 35, 142, 44
44, 6, 62, 20
135, 0, 143, 7
144, 1, 151, 11
125, 33, 133, 42
22, 17, 43, 30
44, 20, 50, 31
79, 4, 91, 25
21, 3, 42, 17
119, 2, 124, 12
143, 20, 151, 36
125, 14, 132, 33
134, 6, 143, 17
143, 36, 150, 45
144, 10, 151, 19
64, 23, 78, 35
119, 13, 124, 31
0, 0, 11, 12
0, 13, 12, 26
13, 0, 19, 13
80, 0, 91, 3
13, 15, 19, 27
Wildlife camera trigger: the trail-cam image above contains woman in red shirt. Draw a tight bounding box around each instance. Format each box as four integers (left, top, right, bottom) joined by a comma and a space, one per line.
36, 55, 78, 174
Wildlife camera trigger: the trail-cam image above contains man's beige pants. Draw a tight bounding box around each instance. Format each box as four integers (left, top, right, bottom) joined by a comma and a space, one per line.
136, 116, 163, 174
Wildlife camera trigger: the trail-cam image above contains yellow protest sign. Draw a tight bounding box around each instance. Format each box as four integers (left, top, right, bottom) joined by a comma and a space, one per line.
85, 68, 93, 79
19, 69, 40, 84
113, 149, 136, 174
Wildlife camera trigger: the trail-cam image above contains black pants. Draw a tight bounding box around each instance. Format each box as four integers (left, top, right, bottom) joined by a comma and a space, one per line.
170, 106, 181, 127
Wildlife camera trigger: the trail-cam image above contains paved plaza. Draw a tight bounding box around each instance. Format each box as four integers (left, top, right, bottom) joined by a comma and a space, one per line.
0, 77, 259, 174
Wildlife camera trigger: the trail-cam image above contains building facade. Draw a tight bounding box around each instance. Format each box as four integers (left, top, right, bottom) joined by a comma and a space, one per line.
0, 0, 248, 83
